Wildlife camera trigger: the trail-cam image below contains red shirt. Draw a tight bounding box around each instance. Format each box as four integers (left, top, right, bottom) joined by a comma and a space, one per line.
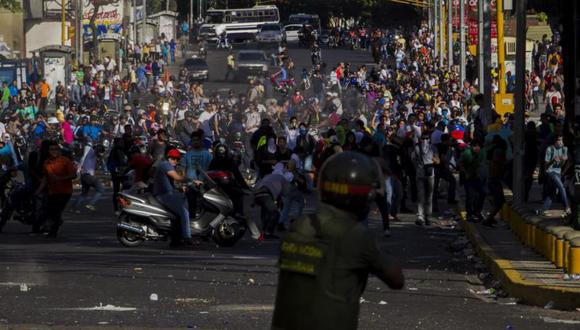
129, 154, 153, 183
336, 67, 344, 80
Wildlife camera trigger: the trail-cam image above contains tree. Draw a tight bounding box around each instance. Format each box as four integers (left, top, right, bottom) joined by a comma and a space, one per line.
0, 0, 21, 12
147, 0, 163, 14
89, 0, 117, 62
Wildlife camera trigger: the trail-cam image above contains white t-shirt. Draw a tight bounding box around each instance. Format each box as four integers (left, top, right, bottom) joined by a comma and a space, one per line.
245, 111, 261, 133
103, 86, 111, 100
79, 145, 97, 176
175, 108, 187, 121
166, 80, 174, 94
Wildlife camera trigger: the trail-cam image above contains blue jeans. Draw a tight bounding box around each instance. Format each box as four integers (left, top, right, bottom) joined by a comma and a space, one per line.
156, 193, 191, 239
137, 78, 147, 92
542, 172, 569, 211
279, 190, 305, 226
304, 155, 313, 171
73, 173, 105, 208
114, 97, 123, 112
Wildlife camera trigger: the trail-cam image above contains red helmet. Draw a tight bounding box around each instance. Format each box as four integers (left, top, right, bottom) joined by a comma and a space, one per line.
167, 149, 181, 160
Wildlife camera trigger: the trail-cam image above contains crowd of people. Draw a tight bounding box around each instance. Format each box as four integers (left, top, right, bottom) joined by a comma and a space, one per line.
0, 20, 570, 243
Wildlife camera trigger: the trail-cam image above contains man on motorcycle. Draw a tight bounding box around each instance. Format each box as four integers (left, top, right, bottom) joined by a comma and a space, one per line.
153, 148, 193, 247
182, 130, 212, 217
272, 64, 288, 88
218, 31, 230, 49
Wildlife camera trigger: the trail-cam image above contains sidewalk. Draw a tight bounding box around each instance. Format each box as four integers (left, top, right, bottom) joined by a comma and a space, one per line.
460, 182, 580, 310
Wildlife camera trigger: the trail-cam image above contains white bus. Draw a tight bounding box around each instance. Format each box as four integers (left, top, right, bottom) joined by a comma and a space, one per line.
200, 5, 280, 42
287, 13, 321, 32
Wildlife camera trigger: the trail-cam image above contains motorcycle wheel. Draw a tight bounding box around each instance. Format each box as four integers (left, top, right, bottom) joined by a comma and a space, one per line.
117, 228, 145, 247
212, 221, 245, 247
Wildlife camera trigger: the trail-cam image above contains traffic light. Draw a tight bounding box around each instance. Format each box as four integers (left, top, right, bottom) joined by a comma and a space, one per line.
67, 26, 74, 41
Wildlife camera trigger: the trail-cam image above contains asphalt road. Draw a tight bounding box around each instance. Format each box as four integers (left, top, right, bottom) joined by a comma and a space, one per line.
1, 46, 579, 329
188, 42, 375, 95
1, 187, 580, 329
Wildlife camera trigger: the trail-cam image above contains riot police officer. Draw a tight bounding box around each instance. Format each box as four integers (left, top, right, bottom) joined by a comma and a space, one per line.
272, 151, 404, 330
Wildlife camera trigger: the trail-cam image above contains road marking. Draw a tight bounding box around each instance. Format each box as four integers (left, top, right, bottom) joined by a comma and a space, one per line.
0, 282, 37, 287
230, 255, 268, 260
210, 304, 273, 312
542, 317, 580, 325
175, 298, 212, 304
50, 304, 137, 312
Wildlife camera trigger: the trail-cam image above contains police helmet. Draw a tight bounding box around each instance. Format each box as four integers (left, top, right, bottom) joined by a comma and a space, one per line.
318, 151, 381, 213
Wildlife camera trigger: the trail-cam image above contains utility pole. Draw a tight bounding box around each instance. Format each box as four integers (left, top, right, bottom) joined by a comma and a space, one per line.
447, 0, 453, 68
142, 0, 147, 43
133, 0, 138, 44
439, 0, 444, 67
78, 0, 84, 64
560, 0, 579, 228
482, 0, 492, 126
73, 0, 80, 65
460, 0, 466, 83
512, 0, 527, 204
190, 0, 194, 27
478, 0, 484, 93
199, 0, 203, 21
428, 0, 433, 33
497, 0, 506, 94
433, 0, 438, 57
61, 0, 67, 46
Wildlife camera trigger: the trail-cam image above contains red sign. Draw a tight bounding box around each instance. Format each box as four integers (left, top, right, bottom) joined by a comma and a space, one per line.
491, 21, 497, 38
469, 20, 478, 44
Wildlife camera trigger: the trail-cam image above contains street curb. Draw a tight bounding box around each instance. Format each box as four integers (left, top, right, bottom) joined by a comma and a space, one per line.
458, 210, 580, 310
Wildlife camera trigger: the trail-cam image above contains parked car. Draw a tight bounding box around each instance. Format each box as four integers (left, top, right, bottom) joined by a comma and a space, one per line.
235, 50, 269, 81
198, 25, 218, 42
256, 23, 285, 44
183, 56, 209, 81
284, 24, 302, 43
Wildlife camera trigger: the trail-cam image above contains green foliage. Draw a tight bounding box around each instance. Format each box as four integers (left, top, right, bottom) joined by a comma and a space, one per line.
147, 0, 165, 13
0, 0, 21, 12
537, 11, 548, 24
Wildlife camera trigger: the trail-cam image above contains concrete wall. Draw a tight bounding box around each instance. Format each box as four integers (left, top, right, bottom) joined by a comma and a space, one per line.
159, 16, 176, 41
0, 7, 24, 57
25, 21, 72, 57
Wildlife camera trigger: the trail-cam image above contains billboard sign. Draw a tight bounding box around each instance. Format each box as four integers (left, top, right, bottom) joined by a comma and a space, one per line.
82, 0, 124, 40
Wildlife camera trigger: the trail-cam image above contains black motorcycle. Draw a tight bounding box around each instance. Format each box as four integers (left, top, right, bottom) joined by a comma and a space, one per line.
0, 172, 37, 232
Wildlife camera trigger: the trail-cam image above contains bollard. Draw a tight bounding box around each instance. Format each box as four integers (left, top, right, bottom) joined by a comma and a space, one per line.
568, 238, 580, 275
563, 231, 580, 271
